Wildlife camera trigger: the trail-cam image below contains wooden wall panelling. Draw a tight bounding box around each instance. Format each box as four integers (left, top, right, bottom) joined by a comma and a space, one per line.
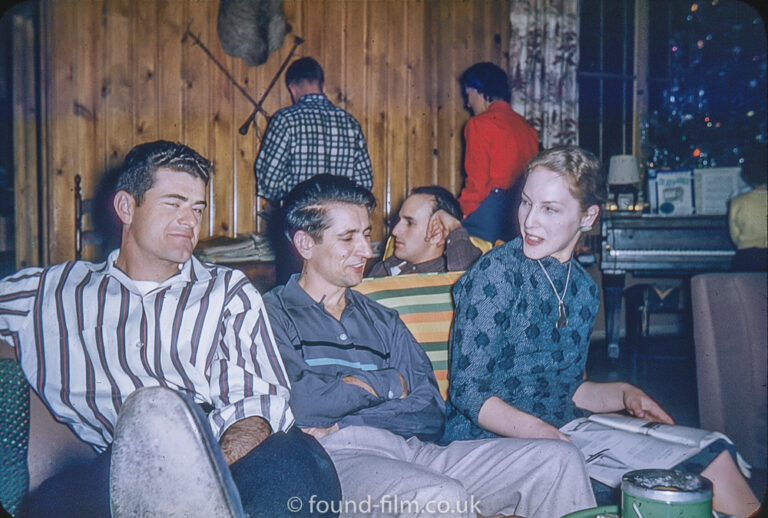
73, 0, 104, 262
182, 1, 212, 235
27, 0, 512, 263
12, 9, 39, 268
300, 0, 324, 62
103, 0, 133, 170
232, 53, 256, 237
386, 0, 408, 237
134, 0, 159, 144
321, 0, 344, 109
46, 0, 79, 265
405, 0, 432, 193
207, 0, 235, 238
435, 0, 462, 197
157, 0, 184, 144
365, 1, 390, 242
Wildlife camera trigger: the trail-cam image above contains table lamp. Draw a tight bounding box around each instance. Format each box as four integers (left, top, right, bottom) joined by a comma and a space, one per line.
607, 154, 641, 211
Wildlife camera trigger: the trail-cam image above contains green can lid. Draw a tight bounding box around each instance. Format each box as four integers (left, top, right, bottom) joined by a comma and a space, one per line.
621, 469, 713, 503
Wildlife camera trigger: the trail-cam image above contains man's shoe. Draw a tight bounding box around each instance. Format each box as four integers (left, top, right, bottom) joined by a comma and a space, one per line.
109, 386, 245, 518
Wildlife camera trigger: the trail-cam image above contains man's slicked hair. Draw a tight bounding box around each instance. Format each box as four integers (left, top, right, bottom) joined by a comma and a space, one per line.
285, 56, 325, 88
115, 140, 213, 205
458, 62, 511, 103
410, 185, 463, 221
282, 174, 376, 242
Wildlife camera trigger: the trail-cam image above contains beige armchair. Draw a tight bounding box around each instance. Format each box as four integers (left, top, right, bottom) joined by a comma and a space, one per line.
691, 272, 767, 469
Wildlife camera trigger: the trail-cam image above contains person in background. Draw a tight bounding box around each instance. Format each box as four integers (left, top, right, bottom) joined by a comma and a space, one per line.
255, 56, 374, 284
368, 186, 482, 277
444, 146, 760, 517
457, 62, 539, 243
729, 143, 767, 272
0, 141, 340, 518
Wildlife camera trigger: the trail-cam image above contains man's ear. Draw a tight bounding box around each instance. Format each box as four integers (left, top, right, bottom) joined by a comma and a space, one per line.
580, 204, 600, 229
113, 191, 136, 225
426, 227, 446, 248
292, 230, 315, 261
287, 83, 299, 103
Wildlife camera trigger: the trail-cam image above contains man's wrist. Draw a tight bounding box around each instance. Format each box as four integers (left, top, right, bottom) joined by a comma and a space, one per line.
219, 415, 272, 465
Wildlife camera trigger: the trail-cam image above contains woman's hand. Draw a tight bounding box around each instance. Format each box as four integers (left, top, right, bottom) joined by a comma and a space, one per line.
573, 381, 674, 424
622, 385, 674, 424
477, 396, 571, 441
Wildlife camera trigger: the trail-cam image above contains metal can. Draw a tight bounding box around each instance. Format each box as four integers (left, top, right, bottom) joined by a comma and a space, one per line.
621, 469, 713, 518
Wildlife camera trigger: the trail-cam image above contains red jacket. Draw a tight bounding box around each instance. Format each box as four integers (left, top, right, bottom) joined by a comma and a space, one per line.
458, 102, 539, 216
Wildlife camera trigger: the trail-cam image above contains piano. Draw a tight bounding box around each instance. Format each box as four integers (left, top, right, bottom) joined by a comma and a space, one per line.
600, 214, 735, 358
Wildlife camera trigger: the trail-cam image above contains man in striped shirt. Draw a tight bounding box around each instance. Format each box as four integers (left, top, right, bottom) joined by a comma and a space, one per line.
0, 141, 340, 517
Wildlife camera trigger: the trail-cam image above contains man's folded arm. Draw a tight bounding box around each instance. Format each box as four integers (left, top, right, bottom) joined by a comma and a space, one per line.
337, 317, 446, 442
264, 301, 392, 427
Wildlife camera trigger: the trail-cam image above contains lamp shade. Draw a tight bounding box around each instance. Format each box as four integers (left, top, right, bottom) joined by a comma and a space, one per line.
608, 155, 640, 185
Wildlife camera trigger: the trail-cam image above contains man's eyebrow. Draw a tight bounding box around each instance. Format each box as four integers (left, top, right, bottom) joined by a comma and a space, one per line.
161, 193, 207, 206
337, 225, 372, 237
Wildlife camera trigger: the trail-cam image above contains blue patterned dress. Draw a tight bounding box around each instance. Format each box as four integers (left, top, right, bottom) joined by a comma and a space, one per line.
442, 238, 739, 502
443, 238, 600, 442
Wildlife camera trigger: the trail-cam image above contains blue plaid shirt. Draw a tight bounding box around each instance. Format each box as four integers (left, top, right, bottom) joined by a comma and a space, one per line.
255, 94, 374, 201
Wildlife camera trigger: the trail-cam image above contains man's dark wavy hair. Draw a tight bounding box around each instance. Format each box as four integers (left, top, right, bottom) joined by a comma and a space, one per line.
115, 140, 212, 205
458, 62, 511, 103
410, 185, 463, 221
282, 174, 376, 242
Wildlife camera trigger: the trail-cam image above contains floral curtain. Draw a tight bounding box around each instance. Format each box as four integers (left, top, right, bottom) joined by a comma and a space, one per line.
509, 0, 580, 148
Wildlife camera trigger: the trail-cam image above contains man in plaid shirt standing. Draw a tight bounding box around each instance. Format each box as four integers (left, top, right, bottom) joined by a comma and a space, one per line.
255, 56, 374, 283
255, 56, 373, 204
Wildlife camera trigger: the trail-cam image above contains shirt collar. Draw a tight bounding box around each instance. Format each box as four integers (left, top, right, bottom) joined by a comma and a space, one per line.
103, 249, 212, 294
297, 93, 331, 105
281, 274, 359, 312
486, 100, 512, 114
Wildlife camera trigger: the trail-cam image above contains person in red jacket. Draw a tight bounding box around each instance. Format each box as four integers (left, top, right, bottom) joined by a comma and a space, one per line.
458, 62, 539, 243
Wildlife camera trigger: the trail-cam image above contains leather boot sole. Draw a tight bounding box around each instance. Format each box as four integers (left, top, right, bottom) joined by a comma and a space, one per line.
109, 387, 245, 518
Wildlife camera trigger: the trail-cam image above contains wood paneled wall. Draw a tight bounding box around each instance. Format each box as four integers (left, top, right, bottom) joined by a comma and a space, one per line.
16, 0, 510, 266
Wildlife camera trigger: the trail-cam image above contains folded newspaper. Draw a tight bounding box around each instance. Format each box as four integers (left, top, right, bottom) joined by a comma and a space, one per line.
195, 233, 275, 263
560, 413, 751, 487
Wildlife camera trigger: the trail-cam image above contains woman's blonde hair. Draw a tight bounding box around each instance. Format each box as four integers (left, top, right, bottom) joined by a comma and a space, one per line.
524, 146, 607, 211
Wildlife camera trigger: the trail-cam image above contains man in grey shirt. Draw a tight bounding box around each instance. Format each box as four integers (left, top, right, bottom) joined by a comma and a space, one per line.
263, 174, 597, 518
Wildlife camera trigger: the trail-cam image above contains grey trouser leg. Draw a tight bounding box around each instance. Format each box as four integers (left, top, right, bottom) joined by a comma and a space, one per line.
320, 426, 596, 518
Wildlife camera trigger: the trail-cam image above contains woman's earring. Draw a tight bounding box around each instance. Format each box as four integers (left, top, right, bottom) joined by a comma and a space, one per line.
579, 225, 593, 232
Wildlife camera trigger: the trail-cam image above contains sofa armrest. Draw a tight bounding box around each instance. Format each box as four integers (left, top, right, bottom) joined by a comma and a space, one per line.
0, 341, 97, 493
691, 272, 767, 469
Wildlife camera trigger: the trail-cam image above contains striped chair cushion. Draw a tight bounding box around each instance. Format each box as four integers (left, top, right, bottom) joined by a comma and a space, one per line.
354, 271, 463, 399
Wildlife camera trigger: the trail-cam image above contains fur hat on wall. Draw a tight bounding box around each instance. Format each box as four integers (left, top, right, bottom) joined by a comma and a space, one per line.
217, 0, 287, 66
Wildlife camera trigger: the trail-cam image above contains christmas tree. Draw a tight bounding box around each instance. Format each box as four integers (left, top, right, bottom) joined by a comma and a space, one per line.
644, 0, 767, 170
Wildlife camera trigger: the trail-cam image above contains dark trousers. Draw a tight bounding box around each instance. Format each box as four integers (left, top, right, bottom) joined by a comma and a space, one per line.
461, 184, 522, 243
20, 427, 341, 518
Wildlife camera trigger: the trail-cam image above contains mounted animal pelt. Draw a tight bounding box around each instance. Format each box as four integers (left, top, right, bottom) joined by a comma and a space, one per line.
217, 0, 287, 67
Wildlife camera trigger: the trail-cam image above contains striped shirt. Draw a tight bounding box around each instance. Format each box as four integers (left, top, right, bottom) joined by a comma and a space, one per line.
0, 250, 293, 452
254, 93, 374, 201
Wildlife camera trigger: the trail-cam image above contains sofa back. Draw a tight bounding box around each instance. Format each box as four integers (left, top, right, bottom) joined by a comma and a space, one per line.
354, 271, 463, 399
